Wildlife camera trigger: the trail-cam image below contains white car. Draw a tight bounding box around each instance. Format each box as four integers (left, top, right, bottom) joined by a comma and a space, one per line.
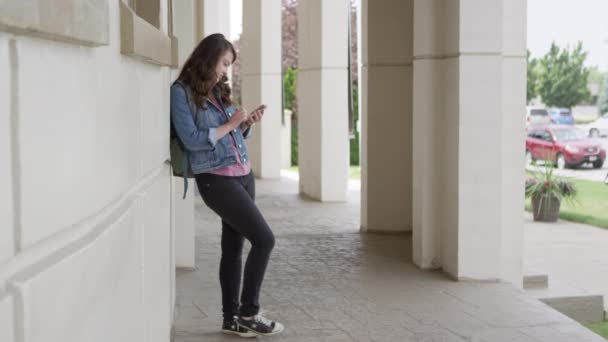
579, 114, 608, 138
526, 107, 552, 127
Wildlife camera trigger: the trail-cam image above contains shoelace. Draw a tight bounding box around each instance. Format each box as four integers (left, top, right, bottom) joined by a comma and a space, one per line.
254, 315, 274, 328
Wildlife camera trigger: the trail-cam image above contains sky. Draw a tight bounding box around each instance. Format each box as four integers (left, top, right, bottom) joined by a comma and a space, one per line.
230, 0, 608, 71
229, 0, 242, 41
528, 0, 608, 71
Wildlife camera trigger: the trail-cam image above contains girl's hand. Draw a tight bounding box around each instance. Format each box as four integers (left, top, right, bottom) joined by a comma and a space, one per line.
228, 108, 249, 130
247, 105, 266, 127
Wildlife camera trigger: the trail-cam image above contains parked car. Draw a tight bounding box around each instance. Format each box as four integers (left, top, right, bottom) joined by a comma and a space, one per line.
526, 107, 551, 127
578, 114, 608, 138
526, 125, 606, 169
548, 108, 575, 125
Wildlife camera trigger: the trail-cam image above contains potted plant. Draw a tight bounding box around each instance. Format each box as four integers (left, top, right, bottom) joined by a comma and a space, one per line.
525, 164, 577, 222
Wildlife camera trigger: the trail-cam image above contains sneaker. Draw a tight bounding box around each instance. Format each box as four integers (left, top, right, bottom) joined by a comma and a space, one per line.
238, 314, 284, 336
222, 318, 258, 338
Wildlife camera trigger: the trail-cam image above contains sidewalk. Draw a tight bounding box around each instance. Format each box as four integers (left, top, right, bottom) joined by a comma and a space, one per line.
525, 213, 608, 314
172, 176, 605, 341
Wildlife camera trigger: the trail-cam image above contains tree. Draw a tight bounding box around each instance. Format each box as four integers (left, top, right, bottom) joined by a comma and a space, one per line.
527, 50, 539, 104
598, 74, 608, 115
282, 0, 298, 71
587, 66, 604, 105
536, 42, 590, 109
283, 67, 297, 111
231, 37, 242, 106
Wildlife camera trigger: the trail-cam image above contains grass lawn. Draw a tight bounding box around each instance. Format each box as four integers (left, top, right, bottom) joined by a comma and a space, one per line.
587, 321, 608, 340
526, 177, 608, 229
288, 166, 608, 229
287, 166, 361, 180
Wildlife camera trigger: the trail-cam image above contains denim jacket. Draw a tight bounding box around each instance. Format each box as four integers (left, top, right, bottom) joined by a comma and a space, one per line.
170, 81, 252, 174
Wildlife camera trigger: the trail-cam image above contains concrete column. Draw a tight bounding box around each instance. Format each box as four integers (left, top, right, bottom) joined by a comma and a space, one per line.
195, 0, 231, 40
298, 0, 350, 202
412, 0, 460, 274
360, 0, 413, 233
171, 177, 196, 269
412, 0, 526, 286
499, 0, 527, 286
240, 0, 282, 179
171, 0, 198, 269
195, 0, 232, 86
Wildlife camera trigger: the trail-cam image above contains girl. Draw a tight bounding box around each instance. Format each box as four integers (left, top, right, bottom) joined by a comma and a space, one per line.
170, 33, 283, 338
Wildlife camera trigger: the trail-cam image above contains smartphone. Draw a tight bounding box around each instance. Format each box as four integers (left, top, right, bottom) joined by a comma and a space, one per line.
249, 105, 266, 118
254, 104, 266, 112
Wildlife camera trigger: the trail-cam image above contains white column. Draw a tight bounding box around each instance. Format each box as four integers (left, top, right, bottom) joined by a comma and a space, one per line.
240, 0, 282, 179
171, 0, 198, 269
500, 0, 527, 287
412, 0, 460, 273
196, 0, 232, 86
298, 0, 350, 202
171, 178, 196, 269
412, 0, 526, 286
360, 0, 413, 233
196, 0, 231, 40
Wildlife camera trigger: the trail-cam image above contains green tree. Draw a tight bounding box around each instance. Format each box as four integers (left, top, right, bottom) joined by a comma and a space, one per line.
598, 74, 608, 115
282, 67, 299, 166
283, 67, 297, 111
537, 42, 590, 109
527, 50, 539, 104
587, 67, 604, 105
349, 83, 359, 166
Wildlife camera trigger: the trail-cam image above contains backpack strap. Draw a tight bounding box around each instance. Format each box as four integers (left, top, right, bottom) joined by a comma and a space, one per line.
181, 156, 189, 199
172, 80, 198, 199
173, 80, 198, 121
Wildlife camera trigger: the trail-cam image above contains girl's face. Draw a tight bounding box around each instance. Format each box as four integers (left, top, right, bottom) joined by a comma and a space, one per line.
215, 50, 234, 84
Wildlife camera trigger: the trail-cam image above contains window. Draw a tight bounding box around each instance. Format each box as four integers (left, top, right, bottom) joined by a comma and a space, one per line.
124, 0, 136, 9
125, 0, 161, 29
541, 131, 553, 142
120, 0, 173, 66
530, 109, 548, 117
553, 129, 586, 142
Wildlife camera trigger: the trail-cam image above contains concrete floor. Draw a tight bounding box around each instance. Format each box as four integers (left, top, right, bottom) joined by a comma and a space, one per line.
172, 176, 605, 341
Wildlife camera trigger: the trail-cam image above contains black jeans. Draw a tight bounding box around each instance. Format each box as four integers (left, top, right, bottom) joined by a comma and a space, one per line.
195, 172, 275, 319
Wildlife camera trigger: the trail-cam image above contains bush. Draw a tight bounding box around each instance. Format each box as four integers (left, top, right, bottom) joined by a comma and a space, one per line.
283, 67, 297, 112
291, 117, 298, 166
350, 83, 360, 166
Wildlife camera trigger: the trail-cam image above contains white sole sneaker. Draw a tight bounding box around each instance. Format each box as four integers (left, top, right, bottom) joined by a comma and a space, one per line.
222, 328, 258, 338
240, 321, 284, 336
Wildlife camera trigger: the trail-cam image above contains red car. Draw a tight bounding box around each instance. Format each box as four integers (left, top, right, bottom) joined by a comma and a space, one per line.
526, 125, 606, 169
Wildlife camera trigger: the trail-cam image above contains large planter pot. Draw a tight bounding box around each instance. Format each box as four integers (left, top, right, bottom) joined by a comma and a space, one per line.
532, 194, 561, 222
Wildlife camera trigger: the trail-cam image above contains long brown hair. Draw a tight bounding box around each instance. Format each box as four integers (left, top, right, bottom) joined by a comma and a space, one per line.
177, 33, 236, 108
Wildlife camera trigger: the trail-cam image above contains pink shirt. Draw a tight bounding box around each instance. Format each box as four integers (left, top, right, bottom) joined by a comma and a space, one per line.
205, 96, 251, 177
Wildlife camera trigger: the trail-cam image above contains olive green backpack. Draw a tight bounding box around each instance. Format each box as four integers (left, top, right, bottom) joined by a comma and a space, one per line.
170, 81, 197, 199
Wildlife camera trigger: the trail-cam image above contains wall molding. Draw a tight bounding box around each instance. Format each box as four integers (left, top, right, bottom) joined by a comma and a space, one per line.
0, 164, 169, 300
0, 0, 109, 46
